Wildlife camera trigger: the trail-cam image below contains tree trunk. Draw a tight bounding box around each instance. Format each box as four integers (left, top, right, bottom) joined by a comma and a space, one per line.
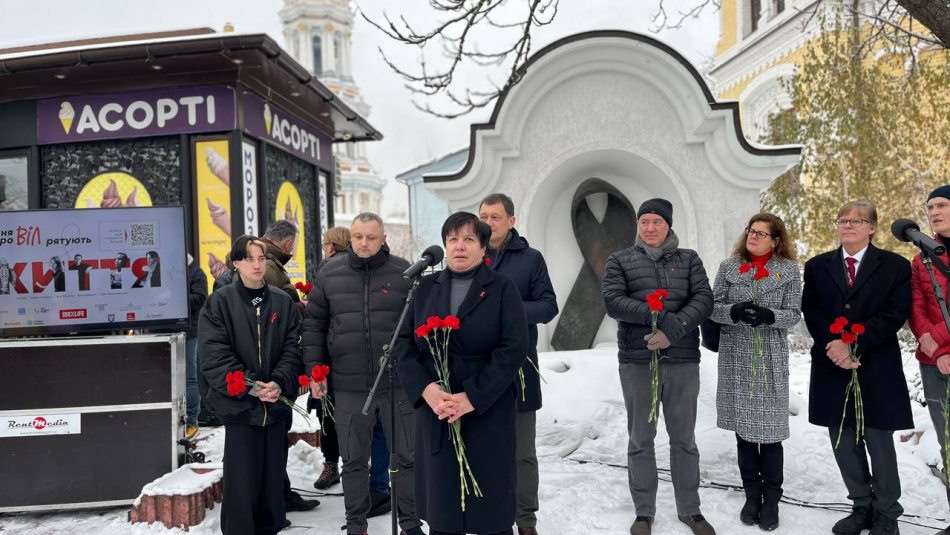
896, 0, 950, 48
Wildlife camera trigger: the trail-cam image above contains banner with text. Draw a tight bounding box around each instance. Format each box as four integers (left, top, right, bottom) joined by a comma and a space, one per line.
242, 93, 332, 168
37, 85, 236, 144
0, 206, 188, 335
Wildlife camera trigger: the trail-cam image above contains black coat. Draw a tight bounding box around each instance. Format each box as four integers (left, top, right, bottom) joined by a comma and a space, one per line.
394, 264, 527, 534
198, 279, 303, 427
802, 244, 914, 430
302, 244, 411, 393
601, 244, 713, 363
187, 259, 208, 338
487, 229, 558, 411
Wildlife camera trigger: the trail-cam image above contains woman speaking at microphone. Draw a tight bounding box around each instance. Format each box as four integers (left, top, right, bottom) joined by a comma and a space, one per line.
395, 212, 528, 535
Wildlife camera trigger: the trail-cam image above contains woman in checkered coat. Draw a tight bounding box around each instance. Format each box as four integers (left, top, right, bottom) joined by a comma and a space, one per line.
709, 213, 801, 532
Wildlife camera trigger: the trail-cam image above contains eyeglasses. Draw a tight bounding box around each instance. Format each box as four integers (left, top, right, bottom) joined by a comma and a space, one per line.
745, 228, 774, 240
835, 218, 871, 228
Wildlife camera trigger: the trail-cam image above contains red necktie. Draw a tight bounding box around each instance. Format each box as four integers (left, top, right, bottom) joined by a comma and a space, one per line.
846, 257, 857, 287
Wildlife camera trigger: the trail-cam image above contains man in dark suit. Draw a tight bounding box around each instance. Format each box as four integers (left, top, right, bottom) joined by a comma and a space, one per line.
479, 193, 558, 535
802, 200, 913, 535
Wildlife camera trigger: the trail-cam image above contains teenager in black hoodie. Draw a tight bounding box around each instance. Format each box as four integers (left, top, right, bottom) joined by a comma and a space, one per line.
199, 235, 303, 535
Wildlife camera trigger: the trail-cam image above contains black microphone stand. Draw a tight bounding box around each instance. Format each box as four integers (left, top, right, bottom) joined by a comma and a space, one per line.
363, 276, 421, 535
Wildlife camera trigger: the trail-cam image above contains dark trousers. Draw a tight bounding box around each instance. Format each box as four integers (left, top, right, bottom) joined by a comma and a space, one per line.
430, 530, 514, 535
920, 363, 950, 507
369, 418, 391, 492
316, 393, 340, 464
283, 417, 295, 502
335, 390, 419, 534
222, 422, 287, 535
515, 410, 539, 528
828, 426, 903, 520
736, 435, 783, 501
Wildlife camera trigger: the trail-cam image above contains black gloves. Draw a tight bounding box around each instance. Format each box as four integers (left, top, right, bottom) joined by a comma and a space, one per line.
730, 302, 775, 326
755, 306, 776, 326
730, 301, 754, 324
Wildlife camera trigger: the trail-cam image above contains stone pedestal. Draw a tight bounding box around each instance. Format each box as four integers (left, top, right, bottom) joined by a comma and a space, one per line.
129, 464, 223, 531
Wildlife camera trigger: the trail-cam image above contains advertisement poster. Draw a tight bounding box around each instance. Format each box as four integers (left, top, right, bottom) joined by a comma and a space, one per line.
275, 181, 306, 285
73, 171, 154, 209
318, 173, 329, 240
0, 206, 188, 336
195, 139, 232, 293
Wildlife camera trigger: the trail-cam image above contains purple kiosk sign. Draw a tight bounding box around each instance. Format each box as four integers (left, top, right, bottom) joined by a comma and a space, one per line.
242, 94, 332, 168
37, 86, 236, 144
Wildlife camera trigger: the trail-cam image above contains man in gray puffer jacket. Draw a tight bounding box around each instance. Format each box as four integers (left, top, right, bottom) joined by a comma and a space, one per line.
601, 198, 715, 535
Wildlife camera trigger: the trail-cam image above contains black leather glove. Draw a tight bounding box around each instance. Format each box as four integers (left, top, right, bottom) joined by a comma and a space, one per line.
754, 306, 776, 326
730, 301, 755, 324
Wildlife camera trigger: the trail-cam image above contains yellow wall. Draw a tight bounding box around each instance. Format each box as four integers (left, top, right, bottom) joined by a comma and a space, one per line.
716, 0, 738, 57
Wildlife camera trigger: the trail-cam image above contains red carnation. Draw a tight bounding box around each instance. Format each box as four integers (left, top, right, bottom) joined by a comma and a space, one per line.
298, 375, 310, 388
416, 324, 432, 338
303, 283, 313, 294
841, 331, 858, 345
226, 370, 247, 397
647, 294, 663, 312
851, 323, 865, 335
834, 316, 849, 327
830, 323, 845, 334
754, 267, 770, 281
739, 263, 753, 274
310, 364, 330, 384
444, 315, 460, 330
295, 281, 304, 290
484, 257, 492, 266
655, 288, 669, 299
427, 316, 444, 329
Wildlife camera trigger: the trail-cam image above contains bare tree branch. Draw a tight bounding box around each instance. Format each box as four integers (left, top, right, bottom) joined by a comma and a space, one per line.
651, 0, 721, 32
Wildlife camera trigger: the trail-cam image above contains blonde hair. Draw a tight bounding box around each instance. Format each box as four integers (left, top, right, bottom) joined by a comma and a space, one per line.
324, 227, 351, 254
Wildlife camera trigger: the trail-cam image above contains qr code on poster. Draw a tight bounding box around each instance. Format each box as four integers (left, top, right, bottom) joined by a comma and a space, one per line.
130, 223, 156, 247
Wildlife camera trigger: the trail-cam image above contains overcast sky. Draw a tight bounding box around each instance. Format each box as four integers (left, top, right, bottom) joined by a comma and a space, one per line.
1, 0, 719, 218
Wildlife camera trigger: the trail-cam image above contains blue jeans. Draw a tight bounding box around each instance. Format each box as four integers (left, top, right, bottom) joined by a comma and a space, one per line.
370, 417, 390, 492
185, 336, 200, 426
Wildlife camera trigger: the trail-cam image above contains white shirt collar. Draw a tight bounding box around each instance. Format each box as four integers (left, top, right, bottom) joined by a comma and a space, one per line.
843, 245, 869, 264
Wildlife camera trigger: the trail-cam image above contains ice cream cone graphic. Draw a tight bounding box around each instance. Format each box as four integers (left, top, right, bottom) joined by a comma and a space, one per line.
59, 102, 75, 134
207, 198, 231, 236
264, 103, 273, 134
208, 252, 227, 279
100, 179, 122, 208
204, 147, 230, 186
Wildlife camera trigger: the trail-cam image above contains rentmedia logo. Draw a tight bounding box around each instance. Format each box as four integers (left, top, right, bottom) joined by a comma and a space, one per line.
59, 309, 88, 320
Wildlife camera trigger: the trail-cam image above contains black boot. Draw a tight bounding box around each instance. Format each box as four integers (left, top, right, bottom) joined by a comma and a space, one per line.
758, 441, 784, 532
832, 506, 874, 535
740, 484, 762, 526
736, 435, 763, 526
758, 488, 780, 531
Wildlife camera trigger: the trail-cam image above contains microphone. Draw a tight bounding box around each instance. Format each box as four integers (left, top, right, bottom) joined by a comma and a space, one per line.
891, 218, 946, 256
402, 245, 445, 279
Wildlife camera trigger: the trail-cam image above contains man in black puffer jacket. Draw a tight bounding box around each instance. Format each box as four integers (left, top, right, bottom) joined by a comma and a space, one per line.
199, 235, 303, 535
601, 198, 715, 535
302, 213, 425, 535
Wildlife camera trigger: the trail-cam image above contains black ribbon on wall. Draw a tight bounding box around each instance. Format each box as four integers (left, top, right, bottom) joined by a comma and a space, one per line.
551, 178, 638, 351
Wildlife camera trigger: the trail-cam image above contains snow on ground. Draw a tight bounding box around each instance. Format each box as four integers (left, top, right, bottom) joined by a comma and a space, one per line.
2, 344, 948, 534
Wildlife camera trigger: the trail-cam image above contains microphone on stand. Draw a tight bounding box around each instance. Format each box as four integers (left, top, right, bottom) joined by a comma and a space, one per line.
402, 245, 445, 279
891, 218, 946, 256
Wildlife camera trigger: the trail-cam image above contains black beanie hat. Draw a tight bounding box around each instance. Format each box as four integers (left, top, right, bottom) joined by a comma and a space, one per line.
637, 198, 673, 227
928, 185, 950, 202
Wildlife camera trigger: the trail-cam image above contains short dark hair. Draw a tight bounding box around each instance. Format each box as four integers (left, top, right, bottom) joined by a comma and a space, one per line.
352, 212, 385, 232
441, 212, 491, 248
230, 234, 266, 262
146, 251, 159, 261
479, 193, 515, 217
115, 252, 129, 268
263, 219, 298, 243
